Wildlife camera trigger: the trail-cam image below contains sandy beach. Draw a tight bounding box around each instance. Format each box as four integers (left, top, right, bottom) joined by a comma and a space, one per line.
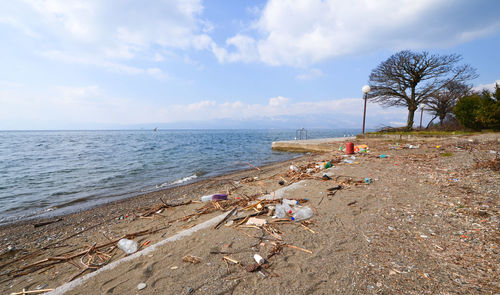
1, 134, 498, 295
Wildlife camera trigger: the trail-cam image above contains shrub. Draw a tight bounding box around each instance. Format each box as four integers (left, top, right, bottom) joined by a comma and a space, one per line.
453, 94, 483, 130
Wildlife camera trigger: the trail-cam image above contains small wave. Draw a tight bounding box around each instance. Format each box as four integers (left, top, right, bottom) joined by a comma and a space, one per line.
156, 174, 198, 188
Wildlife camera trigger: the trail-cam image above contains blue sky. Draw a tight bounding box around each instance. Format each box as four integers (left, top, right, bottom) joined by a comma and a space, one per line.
0, 0, 499, 130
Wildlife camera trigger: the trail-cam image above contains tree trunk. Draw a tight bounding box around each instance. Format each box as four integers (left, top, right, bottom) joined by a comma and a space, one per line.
439, 114, 445, 126
426, 115, 438, 129
407, 107, 416, 129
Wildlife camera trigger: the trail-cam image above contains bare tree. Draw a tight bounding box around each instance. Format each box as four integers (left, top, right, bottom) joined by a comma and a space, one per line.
426, 81, 472, 127
368, 50, 478, 129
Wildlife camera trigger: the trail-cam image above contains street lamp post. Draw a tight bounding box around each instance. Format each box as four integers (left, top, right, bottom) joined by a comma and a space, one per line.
361, 85, 371, 134
419, 104, 426, 129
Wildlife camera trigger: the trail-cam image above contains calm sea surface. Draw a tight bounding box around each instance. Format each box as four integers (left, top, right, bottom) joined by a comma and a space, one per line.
0, 129, 358, 224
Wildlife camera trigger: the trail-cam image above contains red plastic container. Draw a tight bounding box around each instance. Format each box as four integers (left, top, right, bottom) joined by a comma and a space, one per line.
345, 142, 354, 154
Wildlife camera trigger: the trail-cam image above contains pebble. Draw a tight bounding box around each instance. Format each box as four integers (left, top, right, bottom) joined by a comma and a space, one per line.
137, 283, 147, 290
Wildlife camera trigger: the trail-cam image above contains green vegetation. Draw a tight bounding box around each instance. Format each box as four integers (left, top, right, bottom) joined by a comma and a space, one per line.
441, 152, 453, 157
366, 130, 475, 136
453, 84, 500, 131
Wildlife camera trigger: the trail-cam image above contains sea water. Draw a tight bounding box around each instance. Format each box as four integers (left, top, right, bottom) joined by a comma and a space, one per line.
0, 129, 358, 224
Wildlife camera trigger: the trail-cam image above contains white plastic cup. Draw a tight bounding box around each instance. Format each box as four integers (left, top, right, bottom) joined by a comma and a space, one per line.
117, 238, 138, 254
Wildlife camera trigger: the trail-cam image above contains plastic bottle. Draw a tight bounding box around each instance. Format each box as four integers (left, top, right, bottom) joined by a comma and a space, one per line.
117, 238, 138, 254
292, 206, 313, 221
282, 199, 298, 206
275, 203, 292, 218
254, 254, 265, 264
201, 195, 212, 202
201, 194, 227, 202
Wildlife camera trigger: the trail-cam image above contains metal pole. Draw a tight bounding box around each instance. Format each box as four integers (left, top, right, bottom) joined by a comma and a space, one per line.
419, 107, 423, 129
362, 93, 367, 134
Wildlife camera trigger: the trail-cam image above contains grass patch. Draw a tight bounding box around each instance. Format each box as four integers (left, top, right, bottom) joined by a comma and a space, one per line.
366, 130, 475, 136
440, 152, 453, 157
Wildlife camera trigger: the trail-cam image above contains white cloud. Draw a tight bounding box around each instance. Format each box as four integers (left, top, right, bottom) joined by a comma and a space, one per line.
269, 96, 289, 106
0, 84, 408, 129
296, 68, 323, 80
0, 0, 211, 76
473, 79, 500, 92
41, 50, 168, 79
212, 34, 259, 63
216, 0, 500, 67
0, 16, 41, 38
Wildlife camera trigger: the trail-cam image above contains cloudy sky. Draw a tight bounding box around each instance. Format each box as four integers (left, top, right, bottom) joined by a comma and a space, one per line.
0, 0, 499, 130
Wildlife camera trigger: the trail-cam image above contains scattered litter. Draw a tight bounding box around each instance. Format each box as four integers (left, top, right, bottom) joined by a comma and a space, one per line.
327, 185, 342, 192
324, 162, 333, 169
117, 238, 138, 255
183, 255, 201, 264
10, 288, 54, 295
347, 200, 357, 206
246, 217, 267, 226
355, 144, 368, 153
283, 199, 298, 206
223, 256, 239, 264
201, 194, 228, 202
292, 206, 313, 221
322, 174, 331, 180
254, 254, 265, 264
137, 283, 147, 290
33, 218, 63, 228
170, 266, 178, 270
245, 263, 261, 273
379, 154, 387, 158
275, 203, 292, 218
343, 159, 354, 164
364, 178, 371, 184
289, 165, 299, 172
345, 142, 354, 154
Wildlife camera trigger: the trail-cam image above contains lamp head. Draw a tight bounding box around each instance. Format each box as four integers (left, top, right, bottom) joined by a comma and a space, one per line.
362, 85, 371, 94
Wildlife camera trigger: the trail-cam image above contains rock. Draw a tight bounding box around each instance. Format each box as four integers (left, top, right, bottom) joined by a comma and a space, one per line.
137, 283, 147, 290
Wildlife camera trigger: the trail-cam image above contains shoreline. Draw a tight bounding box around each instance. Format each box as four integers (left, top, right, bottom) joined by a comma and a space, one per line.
0, 149, 306, 227
1, 133, 498, 294
0, 152, 311, 229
